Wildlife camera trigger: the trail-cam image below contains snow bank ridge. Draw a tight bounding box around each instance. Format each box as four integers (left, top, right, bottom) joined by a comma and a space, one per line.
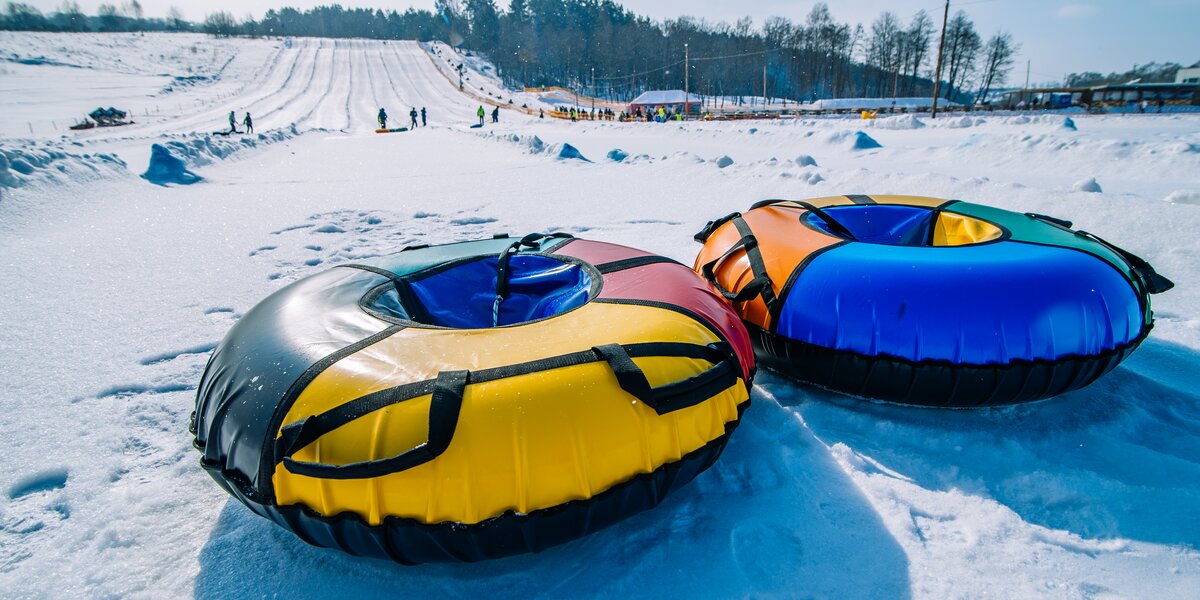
0, 144, 127, 192
152, 125, 298, 168
872, 114, 925, 130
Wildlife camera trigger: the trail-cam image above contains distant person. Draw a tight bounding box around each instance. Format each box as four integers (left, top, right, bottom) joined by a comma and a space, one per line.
492, 106, 499, 123
228, 110, 237, 133
570, 107, 576, 122
1139, 100, 1147, 114
1157, 99, 1165, 113
477, 105, 485, 126
421, 107, 427, 127
378, 107, 388, 129
410, 107, 418, 129
539, 108, 544, 119
243, 112, 253, 134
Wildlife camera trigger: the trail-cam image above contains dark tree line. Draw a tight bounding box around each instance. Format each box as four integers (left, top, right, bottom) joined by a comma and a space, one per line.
1065, 62, 1194, 87
3, 1, 1030, 105
0, 1, 189, 32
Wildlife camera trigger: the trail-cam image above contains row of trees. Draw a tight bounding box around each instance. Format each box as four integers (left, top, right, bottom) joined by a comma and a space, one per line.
2, 1, 1022, 105
447, 1, 1019, 104
1, 1, 189, 32
1065, 62, 1193, 87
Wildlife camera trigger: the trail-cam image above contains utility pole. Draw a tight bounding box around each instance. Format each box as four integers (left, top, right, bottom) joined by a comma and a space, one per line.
1023, 60, 1030, 108
684, 43, 689, 121
931, 0, 950, 118
763, 62, 768, 109
591, 67, 595, 116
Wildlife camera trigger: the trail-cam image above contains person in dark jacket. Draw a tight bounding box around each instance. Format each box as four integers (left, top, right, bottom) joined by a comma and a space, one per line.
228, 110, 237, 133
421, 107, 427, 126
410, 107, 419, 129
491, 106, 499, 123
378, 107, 388, 129
243, 112, 253, 134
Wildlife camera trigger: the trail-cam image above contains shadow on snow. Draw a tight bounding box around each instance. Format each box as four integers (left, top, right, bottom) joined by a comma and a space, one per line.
784, 337, 1200, 550
194, 396, 912, 599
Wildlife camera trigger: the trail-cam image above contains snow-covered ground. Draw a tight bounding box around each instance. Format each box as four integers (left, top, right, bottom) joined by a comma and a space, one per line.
1, 32, 1199, 599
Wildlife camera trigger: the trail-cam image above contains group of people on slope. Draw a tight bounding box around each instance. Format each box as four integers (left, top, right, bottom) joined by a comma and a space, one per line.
476, 105, 500, 125
628, 106, 683, 123
378, 107, 428, 130
565, 107, 616, 122
227, 111, 253, 134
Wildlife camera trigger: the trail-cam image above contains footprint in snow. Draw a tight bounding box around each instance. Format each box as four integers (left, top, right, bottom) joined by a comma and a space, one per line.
252, 209, 508, 283
450, 216, 498, 226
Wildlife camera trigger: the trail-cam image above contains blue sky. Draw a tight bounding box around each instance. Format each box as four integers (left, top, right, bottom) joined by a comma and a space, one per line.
25, 0, 1200, 84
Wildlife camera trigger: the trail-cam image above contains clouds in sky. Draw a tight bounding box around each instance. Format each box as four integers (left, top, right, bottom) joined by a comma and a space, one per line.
1057, 3, 1098, 18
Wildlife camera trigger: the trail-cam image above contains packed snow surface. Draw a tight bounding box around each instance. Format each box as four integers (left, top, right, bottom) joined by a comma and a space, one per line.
1, 32, 1200, 599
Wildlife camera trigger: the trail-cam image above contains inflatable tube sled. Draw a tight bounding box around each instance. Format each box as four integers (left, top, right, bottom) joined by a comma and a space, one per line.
375, 127, 409, 133
694, 195, 1173, 407
193, 233, 754, 563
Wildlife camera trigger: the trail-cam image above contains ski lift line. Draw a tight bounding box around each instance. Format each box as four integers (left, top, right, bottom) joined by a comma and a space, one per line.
591, 46, 791, 83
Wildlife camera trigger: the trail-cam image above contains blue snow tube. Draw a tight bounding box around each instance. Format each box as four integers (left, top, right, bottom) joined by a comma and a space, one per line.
694, 196, 1175, 406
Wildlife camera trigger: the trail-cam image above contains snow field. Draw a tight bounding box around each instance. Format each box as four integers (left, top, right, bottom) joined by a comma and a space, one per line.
0, 31, 1199, 599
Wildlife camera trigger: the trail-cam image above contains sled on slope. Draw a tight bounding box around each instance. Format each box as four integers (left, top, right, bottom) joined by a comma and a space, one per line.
376, 127, 409, 133
469, 123, 484, 129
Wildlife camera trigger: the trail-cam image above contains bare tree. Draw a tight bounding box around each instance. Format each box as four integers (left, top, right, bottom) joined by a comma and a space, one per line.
122, 0, 142, 20
942, 10, 980, 101
866, 11, 901, 97
905, 10, 934, 95
54, 0, 86, 31
976, 31, 1018, 104
166, 5, 185, 31
203, 11, 238, 37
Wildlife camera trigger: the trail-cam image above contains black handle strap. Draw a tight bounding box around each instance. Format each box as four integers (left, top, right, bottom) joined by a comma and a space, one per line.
274, 342, 740, 480
493, 232, 576, 326
1025, 212, 1074, 229
751, 199, 857, 241
699, 233, 773, 304
280, 370, 468, 480
698, 216, 779, 311
1075, 230, 1174, 294
1024, 213, 1172, 295
694, 211, 741, 242
591, 343, 739, 415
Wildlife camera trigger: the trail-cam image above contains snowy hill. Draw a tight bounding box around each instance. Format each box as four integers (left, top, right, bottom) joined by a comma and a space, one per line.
1, 32, 1199, 599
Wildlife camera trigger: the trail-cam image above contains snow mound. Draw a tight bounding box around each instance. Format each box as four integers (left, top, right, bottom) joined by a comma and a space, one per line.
606, 149, 629, 162
0, 144, 127, 191
780, 170, 824, 185
873, 115, 925, 130
1073, 177, 1103, 193
957, 133, 986, 148
1165, 190, 1200, 205
715, 155, 734, 168
554, 143, 590, 162
941, 116, 986, 129
794, 154, 818, 167
829, 130, 881, 150
141, 143, 201, 186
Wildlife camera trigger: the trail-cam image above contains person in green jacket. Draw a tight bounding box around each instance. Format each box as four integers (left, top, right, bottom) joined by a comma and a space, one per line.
477, 105, 485, 126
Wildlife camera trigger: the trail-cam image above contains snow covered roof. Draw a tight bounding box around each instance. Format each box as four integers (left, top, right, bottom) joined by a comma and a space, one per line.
629, 90, 702, 105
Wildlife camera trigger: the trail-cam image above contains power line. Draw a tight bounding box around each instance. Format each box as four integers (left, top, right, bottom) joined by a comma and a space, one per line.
592, 47, 781, 82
